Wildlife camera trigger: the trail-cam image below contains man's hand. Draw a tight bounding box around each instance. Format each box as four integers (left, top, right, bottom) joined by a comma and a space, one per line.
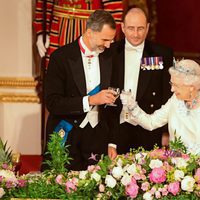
88, 89, 116, 106
108, 146, 117, 160
36, 34, 50, 57
162, 132, 169, 147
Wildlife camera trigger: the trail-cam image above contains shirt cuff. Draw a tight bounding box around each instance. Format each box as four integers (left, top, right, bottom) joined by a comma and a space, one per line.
108, 143, 117, 149
83, 96, 90, 113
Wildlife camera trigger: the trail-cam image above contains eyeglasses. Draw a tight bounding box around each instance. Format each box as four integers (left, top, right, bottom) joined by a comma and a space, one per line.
169, 81, 185, 89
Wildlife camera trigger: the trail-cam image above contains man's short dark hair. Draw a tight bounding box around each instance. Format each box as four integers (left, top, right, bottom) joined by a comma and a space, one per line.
86, 10, 116, 32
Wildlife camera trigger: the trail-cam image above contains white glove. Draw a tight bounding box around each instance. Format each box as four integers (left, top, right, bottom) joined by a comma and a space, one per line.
127, 96, 137, 111
36, 34, 50, 57
120, 90, 134, 106
120, 93, 128, 105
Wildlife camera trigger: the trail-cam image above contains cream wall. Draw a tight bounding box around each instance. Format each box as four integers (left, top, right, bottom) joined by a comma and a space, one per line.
0, 0, 41, 155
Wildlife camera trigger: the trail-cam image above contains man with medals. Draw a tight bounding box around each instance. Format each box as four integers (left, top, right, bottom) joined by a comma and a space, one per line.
107, 7, 174, 159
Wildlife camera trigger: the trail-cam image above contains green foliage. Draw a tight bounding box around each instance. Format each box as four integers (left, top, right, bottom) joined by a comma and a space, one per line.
0, 137, 12, 164
169, 132, 187, 154
43, 132, 72, 174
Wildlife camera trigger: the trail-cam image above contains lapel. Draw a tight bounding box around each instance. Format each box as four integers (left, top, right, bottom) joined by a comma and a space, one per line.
136, 40, 154, 101
99, 50, 112, 89
115, 40, 125, 90
68, 39, 87, 96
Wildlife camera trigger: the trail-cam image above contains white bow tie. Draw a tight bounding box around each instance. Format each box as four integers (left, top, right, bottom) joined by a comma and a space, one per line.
84, 51, 99, 58
125, 45, 143, 52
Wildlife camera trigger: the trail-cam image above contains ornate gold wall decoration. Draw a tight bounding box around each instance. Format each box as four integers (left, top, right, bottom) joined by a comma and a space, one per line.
0, 77, 40, 103
0, 93, 40, 103
0, 77, 38, 89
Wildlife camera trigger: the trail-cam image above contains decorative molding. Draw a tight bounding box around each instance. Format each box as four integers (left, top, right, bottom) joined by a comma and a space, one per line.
0, 77, 41, 103
0, 77, 39, 89
0, 93, 40, 103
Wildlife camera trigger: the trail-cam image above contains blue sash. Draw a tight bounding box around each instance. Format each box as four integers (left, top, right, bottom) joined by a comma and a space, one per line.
54, 84, 100, 145
88, 85, 100, 96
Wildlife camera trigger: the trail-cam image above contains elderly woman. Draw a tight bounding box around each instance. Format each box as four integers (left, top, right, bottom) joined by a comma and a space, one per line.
122, 59, 200, 154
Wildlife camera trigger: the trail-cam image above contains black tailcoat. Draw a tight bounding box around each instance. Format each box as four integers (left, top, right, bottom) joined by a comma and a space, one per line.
108, 39, 173, 152
45, 38, 112, 170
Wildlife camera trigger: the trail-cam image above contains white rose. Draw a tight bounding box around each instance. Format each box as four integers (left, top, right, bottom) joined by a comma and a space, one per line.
174, 169, 184, 181
149, 159, 163, 169
143, 191, 153, 200
121, 172, 131, 186
181, 176, 195, 192
112, 166, 124, 179
171, 158, 188, 169
0, 170, 17, 182
79, 170, 88, 179
116, 158, 123, 166
91, 172, 101, 182
123, 164, 130, 172
127, 164, 137, 175
0, 188, 5, 198
105, 175, 117, 188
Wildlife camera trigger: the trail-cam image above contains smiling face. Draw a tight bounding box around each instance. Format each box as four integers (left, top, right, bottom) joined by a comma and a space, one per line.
122, 8, 149, 46
87, 24, 116, 53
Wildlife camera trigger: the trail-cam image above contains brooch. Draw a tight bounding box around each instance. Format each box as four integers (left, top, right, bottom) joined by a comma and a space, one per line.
141, 56, 164, 70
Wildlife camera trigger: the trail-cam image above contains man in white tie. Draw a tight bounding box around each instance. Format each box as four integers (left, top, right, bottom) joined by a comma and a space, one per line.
44, 10, 117, 170
107, 7, 173, 159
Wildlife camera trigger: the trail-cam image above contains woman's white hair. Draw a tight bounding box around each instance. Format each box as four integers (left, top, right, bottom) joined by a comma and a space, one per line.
169, 59, 200, 89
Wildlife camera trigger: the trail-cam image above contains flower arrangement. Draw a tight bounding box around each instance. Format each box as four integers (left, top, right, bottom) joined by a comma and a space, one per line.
1, 134, 200, 199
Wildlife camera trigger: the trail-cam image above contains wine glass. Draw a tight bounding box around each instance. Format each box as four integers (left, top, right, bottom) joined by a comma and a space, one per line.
105, 87, 120, 107
121, 89, 132, 120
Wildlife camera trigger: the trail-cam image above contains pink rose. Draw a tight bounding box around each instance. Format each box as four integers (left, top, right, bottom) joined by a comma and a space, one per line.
65, 180, 77, 193
55, 174, 63, 185
149, 168, 166, 183
181, 154, 190, 160
99, 184, 105, 192
149, 149, 167, 160
125, 179, 139, 198
141, 182, 150, 191
195, 168, 200, 184
168, 182, 180, 196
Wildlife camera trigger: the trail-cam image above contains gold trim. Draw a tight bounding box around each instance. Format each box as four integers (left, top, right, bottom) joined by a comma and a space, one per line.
0, 93, 40, 103
0, 77, 39, 89
54, 5, 94, 13
53, 11, 89, 19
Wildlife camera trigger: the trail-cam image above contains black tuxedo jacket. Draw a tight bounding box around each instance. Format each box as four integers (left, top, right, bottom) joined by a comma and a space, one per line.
108, 39, 173, 151
45, 38, 112, 141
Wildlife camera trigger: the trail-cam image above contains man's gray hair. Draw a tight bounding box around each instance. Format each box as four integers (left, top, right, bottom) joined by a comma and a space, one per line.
169, 59, 200, 89
86, 10, 116, 32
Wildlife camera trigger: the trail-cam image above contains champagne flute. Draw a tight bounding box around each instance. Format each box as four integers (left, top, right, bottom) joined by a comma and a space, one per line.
105, 87, 120, 107
121, 89, 132, 120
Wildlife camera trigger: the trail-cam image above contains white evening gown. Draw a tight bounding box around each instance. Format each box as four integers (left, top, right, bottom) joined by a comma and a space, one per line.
129, 94, 200, 153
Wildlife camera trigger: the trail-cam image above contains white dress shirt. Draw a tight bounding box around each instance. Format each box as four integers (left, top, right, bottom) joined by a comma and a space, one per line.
120, 39, 144, 124
79, 36, 100, 128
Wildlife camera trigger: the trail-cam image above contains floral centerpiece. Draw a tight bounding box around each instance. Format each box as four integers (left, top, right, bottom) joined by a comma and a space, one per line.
1, 134, 200, 199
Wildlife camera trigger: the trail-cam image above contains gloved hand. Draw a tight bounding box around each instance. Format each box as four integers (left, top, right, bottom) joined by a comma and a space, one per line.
120, 90, 134, 106
120, 92, 128, 105
36, 34, 50, 57
127, 95, 137, 111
